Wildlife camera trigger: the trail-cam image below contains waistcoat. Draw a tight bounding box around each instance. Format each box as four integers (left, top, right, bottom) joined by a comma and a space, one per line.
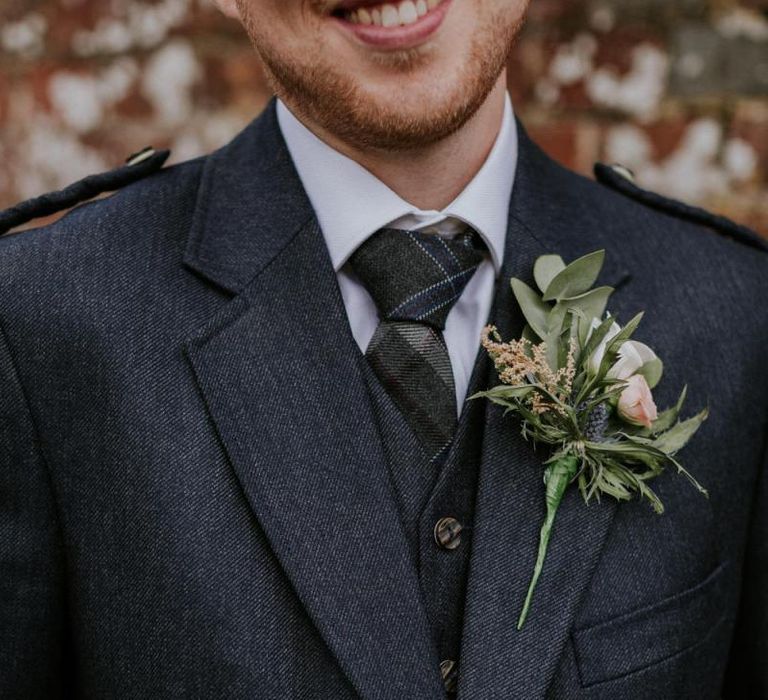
361, 347, 491, 689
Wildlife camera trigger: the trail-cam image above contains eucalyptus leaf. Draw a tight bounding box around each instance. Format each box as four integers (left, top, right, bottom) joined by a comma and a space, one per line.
544, 329, 561, 372
533, 255, 566, 295
511, 278, 551, 341
521, 324, 539, 345
557, 286, 615, 346
542, 250, 606, 302
637, 357, 664, 389
547, 303, 569, 339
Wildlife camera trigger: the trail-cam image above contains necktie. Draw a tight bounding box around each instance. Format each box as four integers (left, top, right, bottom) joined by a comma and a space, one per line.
349, 226, 485, 459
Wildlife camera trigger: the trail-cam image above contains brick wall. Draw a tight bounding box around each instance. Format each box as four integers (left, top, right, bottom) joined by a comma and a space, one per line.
1, 0, 766, 235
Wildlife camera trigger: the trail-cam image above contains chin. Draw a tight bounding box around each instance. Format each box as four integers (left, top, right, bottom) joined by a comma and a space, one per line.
327, 95, 478, 151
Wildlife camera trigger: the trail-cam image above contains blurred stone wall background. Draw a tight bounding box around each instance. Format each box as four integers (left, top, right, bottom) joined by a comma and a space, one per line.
0, 0, 766, 235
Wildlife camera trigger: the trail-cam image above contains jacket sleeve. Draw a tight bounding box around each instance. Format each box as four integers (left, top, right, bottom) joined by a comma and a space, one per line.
723, 430, 768, 698
0, 320, 68, 698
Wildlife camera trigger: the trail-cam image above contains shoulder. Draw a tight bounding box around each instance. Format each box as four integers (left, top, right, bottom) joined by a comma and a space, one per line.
0, 148, 207, 247
592, 162, 767, 255
557, 158, 766, 284
0, 150, 207, 301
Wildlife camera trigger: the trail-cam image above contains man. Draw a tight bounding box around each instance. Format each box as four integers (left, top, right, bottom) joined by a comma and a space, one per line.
0, 0, 765, 697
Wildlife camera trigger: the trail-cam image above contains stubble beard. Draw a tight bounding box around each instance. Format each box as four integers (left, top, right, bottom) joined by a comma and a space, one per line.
237, 1, 524, 152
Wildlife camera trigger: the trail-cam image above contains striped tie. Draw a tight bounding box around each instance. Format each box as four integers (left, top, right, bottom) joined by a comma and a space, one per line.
349, 226, 485, 459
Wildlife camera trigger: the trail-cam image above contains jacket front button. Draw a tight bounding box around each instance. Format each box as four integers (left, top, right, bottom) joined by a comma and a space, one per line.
440, 659, 458, 694
434, 516, 463, 550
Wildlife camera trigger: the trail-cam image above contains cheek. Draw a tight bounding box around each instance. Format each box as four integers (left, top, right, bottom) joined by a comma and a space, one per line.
244, 4, 325, 64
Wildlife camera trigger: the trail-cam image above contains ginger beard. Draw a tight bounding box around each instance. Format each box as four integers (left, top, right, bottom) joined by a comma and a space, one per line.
235, 0, 527, 151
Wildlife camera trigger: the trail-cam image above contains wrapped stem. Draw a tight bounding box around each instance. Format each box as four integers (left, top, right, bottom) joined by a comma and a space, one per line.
517, 453, 580, 629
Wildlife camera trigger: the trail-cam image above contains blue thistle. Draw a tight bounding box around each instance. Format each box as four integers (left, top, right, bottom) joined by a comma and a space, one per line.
579, 402, 610, 442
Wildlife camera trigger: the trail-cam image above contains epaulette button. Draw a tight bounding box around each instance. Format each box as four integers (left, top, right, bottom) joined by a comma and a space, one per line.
126, 146, 156, 167
609, 163, 636, 183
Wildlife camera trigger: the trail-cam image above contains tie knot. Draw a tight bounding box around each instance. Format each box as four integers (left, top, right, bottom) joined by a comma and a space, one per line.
349, 226, 485, 330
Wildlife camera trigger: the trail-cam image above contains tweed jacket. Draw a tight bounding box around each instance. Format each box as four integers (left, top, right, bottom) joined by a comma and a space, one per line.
0, 100, 766, 699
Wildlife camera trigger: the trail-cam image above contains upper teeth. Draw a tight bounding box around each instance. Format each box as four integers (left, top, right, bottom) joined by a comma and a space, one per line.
345, 0, 440, 26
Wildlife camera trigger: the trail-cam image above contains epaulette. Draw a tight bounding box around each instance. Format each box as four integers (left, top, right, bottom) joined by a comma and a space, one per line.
594, 162, 767, 253
0, 147, 170, 236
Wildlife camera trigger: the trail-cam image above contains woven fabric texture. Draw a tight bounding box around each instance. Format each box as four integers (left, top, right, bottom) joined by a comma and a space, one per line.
350, 227, 484, 456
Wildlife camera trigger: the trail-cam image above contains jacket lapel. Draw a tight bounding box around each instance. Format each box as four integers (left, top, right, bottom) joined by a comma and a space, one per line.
458, 121, 633, 699
181, 102, 444, 700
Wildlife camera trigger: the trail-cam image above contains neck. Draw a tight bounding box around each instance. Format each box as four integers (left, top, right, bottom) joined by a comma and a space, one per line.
295, 72, 508, 212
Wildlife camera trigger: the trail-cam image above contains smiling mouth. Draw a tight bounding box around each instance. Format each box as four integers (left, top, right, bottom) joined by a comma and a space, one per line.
332, 0, 444, 27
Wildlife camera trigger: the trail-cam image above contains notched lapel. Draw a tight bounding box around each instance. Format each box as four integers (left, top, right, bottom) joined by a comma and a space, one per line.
184, 218, 444, 700
180, 102, 443, 699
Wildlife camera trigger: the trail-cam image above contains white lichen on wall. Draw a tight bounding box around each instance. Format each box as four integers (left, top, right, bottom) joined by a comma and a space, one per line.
605, 118, 759, 203
587, 44, 669, 121
1, 12, 47, 58
12, 118, 109, 200
141, 41, 202, 126
536, 35, 669, 121
535, 33, 598, 106
716, 7, 768, 41
48, 59, 140, 134
72, 0, 193, 56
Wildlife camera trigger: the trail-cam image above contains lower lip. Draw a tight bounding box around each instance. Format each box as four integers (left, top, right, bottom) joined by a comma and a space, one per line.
331, 0, 452, 50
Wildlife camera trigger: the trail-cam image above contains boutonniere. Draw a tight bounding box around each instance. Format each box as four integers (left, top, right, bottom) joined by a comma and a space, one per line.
473, 250, 707, 629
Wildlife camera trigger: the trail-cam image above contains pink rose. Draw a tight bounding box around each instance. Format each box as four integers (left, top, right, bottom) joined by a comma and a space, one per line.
618, 374, 658, 429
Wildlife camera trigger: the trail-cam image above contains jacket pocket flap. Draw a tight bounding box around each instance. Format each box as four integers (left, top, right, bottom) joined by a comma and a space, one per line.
573, 562, 727, 687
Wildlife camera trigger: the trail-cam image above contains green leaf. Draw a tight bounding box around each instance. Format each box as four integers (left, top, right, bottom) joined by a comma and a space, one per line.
613, 434, 706, 496
544, 329, 561, 373
566, 286, 613, 319
548, 286, 613, 345
471, 386, 533, 409
521, 324, 539, 344
665, 452, 709, 496
517, 453, 580, 629
596, 312, 644, 379
560, 286, 614, 345
652, 408, 709, 455
533, 255, 566, 295
471, 385, 534, 401
511, 278, 551, 341
547, 303, 569, 340
607, 312, 644, 352
637, 357, 664, 389
542, 250, 606, 302
646, 386, 687, 435
580, 315, 617, 370
585, 440, 666, 468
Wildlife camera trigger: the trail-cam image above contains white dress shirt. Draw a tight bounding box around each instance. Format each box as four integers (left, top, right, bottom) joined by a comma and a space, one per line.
276, 94, 518, 414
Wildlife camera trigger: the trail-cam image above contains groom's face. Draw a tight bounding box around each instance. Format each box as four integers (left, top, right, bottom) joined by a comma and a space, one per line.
219, 0, 528, 150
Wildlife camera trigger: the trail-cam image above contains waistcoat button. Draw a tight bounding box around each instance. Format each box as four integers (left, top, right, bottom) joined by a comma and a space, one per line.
440, 659, 458, 694
434, 516, 463, 550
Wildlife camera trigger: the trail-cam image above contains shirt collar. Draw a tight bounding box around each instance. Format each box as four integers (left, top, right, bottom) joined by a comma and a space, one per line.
276, 93, 517, 275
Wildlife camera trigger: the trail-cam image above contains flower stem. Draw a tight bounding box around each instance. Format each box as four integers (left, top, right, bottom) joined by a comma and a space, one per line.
517, 453, 580, 629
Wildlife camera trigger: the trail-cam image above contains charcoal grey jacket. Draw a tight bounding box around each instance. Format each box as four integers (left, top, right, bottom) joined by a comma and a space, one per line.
1, 100, 766, 698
